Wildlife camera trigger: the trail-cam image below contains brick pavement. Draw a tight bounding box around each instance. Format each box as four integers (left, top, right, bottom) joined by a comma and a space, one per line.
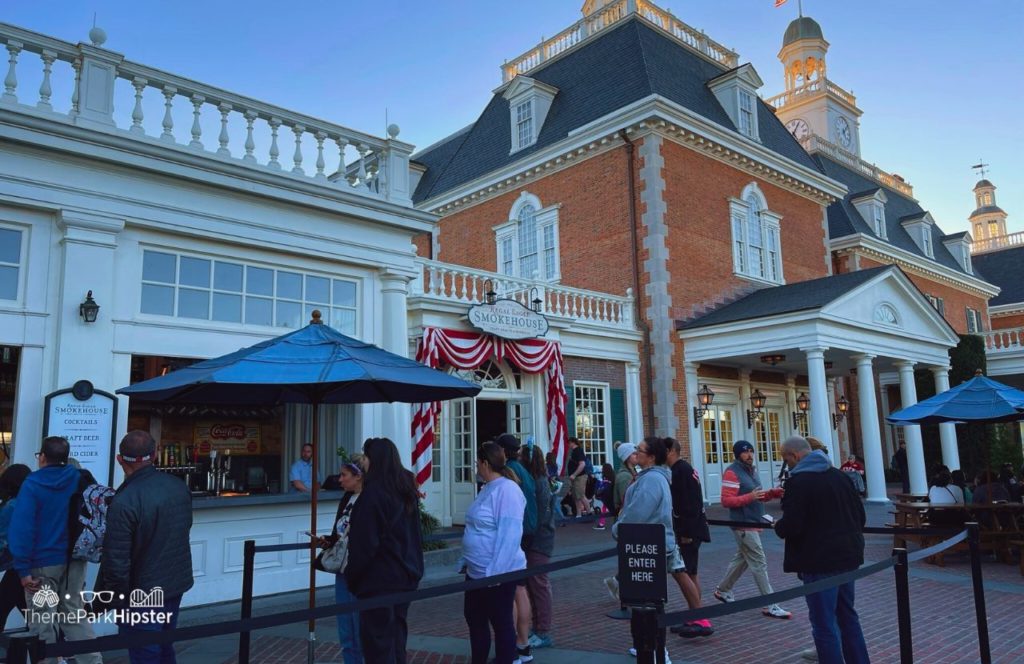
98, 492, 1023, 664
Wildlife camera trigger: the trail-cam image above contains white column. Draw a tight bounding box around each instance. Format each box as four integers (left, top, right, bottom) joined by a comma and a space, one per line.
683, 361, 705, 488
379, 271, 413, 468
931, 366, 961, 471
854, 355, 888, 503
739, 369, 754, 441
625, 362, 643, 444
803, 347, 832, 455
12, 345, 44, 467
785, 373, 798, 435
878, 384, 895, 463
895, 361, 928, 495
827, 377, 840, 461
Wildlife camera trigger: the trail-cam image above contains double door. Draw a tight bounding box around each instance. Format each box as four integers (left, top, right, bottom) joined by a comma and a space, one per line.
703, 404, 786, 501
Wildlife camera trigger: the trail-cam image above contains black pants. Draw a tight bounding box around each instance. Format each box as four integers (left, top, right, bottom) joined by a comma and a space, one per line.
0, 569, 25, 631
359, 601, 410, 664
464, 581, 518, 664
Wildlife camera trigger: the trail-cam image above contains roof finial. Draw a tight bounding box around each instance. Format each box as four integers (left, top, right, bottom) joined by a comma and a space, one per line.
971, 159, 989, 179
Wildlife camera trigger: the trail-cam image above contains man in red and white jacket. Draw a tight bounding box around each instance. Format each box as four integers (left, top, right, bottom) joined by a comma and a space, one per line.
713, 440, 791, 619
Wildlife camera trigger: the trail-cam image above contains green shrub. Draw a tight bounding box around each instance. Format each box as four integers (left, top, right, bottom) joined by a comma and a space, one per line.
419, 502, 447, 551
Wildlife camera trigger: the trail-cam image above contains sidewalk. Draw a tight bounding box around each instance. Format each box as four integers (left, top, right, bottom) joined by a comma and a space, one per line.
82, 489, 1024, 663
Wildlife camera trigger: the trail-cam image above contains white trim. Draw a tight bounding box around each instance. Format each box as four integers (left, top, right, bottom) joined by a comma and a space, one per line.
493, 192, 561, 282
0, 219, 28, 305
571, 379, 614, 465
728, 184, 784, 285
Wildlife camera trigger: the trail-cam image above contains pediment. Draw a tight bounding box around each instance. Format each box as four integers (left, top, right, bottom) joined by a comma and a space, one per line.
500, 76, 559, 102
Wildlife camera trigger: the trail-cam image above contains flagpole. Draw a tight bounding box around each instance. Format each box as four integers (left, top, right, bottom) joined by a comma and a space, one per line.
798, 0, 803, 17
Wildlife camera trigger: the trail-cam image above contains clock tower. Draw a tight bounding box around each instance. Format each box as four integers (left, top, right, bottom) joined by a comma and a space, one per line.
767, 15, 863, 157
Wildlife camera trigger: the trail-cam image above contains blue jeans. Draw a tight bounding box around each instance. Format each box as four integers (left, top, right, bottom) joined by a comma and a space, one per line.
335, 574, 363, 664
801, 572, 870, 664
121, 593, 182, 664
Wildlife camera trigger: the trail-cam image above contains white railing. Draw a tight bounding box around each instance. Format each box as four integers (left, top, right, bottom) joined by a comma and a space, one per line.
765, 77, 857, 110
501, 0, 737, 83
0, 23, 413, 204
412, 260, 635, 330
802, 135, 915, 198
983, 327, 1024, 354
972, 231, 1024, 255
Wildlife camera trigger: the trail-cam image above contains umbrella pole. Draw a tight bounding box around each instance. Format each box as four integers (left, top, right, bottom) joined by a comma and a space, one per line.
308, 400, 319, 664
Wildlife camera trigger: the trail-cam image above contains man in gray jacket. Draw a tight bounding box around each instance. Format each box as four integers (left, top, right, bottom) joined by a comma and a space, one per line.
99, 431, 193, 664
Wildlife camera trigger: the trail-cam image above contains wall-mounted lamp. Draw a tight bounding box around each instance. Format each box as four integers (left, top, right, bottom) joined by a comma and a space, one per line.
792, 391, 810, 429
832, 395, 850, 429
747, 388, 767, 427
79, 290, 100, 323
483, 279, 496, 305
530, 287, 543, 313
692, 384, 715, 428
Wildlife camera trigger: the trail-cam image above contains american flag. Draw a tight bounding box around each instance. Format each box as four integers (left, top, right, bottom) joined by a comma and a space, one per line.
775, 0, 787, 7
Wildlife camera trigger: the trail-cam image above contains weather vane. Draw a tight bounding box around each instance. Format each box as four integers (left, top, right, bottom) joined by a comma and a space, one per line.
971, 159, 989, 179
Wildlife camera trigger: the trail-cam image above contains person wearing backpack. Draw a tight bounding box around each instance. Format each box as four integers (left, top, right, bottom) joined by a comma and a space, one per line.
9, 436, 102, 663
97, 430, 193, 664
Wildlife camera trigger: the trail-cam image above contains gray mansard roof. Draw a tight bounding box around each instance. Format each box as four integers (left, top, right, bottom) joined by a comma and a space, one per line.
972, 246, 1024, 307
413, 17, 818, 204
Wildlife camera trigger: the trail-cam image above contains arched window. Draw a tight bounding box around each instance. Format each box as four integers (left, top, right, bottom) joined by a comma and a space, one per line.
730, 184, 782, 284
495, 192, 561, 281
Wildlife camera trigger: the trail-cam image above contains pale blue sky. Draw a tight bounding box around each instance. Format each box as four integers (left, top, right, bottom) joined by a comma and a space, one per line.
4, 0, 1021, 234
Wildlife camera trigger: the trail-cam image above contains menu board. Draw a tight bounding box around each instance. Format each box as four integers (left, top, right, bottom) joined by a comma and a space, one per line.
194, 422, 261, 454
43, 381, 117, 486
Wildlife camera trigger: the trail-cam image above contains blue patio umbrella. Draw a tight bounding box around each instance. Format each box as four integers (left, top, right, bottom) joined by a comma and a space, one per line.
886, 371, 1024, 425
117, 311, 479, 662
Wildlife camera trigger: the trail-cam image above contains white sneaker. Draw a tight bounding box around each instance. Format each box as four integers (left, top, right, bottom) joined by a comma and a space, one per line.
629, 647, 637, 657
627, 647, 670, 662
604, 575, 620, 601
763, 604, 792, 619
713, 588, 735, 603
801, 648, 818, 661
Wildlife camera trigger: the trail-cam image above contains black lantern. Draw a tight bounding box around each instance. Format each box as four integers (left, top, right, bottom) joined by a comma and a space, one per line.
692, 383, 715, 427
747, 388, 767, 427
832, 394, 850, 429
793, 391, 810, 428
79, 290, 100, 323
483, 279, 496, 305
530, 287, 543, 313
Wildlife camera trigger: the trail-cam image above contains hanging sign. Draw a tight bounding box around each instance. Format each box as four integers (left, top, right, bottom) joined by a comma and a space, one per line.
617, 523, 668, 605
467, 299, 549, 340
194, 422, 261, 454
43, 380, 117, 486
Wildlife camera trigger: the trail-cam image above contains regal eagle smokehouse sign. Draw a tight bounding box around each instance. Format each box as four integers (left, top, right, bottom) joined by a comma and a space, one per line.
467, 299, 549, 340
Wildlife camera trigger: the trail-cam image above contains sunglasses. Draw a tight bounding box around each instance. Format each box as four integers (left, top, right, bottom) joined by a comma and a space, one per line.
80, 590, 115, 603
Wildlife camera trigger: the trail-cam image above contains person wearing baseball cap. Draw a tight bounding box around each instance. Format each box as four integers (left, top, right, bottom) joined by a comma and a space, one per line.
713, 439, 791, 619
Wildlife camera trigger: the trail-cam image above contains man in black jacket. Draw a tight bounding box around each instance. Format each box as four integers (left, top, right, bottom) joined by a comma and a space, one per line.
775, 436, 869, 664
99, 431, 193, 664
666, 437, 712, 638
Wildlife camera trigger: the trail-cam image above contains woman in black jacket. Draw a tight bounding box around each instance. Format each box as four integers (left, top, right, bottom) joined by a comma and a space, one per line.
344, 438, 424, 664
0, 464, 30, 631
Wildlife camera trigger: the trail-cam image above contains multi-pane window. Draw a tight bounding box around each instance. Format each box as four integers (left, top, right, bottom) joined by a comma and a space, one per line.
0, 228, 22, 301
515, 100, 534, 150
965, 308, 983, 334
872, 206, 886, 237
926, 295, 945, 316
574, 383, 608, 466
140, 250, 358, 334
988, 221, 999, 238
731, 187, 782, 284
922, 232, 933, 258
738, 91, 756, 138
703, 407, 734, 467
496, 195, 560, 282
754, 410, 782, 464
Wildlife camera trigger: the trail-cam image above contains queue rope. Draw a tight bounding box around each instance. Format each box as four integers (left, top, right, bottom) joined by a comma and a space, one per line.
252, 530, 465, 554
40, 523, 968, 657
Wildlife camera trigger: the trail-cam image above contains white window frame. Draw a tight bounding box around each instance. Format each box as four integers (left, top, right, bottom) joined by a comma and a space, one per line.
494, 192, 561, 282
0, 222, 26, 304
966, 308, 983, 334
738, 90, 757, 140
514, 99, 535, 151
572, 380, 613, 467
728, 183, 783, 285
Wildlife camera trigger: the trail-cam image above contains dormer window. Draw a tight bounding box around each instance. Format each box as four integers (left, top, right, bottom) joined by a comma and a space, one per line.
942, 232, 973, 274
515, 100, 534, 150
851, 189, 888, 240
708, 64, 764, 142
502, 76, 559, 154
900, 212, 936, 259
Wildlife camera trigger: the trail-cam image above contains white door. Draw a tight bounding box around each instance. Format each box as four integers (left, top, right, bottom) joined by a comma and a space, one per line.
701, 405, 737, 502
507, 399, 533, 444
448, 398, 477, 524
753, 408, 785, 489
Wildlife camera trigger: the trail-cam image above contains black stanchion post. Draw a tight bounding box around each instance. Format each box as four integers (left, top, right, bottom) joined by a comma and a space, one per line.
966, 522, 992, 664
239, 539, 256, 664
6, 633, 39, 664
892, 547, 913, 664
629, 604, 664, 664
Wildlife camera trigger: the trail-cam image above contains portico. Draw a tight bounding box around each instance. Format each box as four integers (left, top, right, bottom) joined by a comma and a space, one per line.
678, 266, 961, 503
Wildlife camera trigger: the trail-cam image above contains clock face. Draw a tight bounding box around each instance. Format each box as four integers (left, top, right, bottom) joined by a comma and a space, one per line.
834, 116, 853, 148
786, 118, 810, 140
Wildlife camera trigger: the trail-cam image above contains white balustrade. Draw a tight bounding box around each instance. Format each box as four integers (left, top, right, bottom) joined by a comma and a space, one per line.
765, 77, 857, 111
414, 260, 635, 330
801, 135, 915, 198
501, 0, 736, 83
972, 231, 1024, 255
983, 327, 1024, 353
0, 22, 414, 205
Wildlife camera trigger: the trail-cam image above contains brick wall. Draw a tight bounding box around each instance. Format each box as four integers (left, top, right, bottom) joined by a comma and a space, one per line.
857, 256, 990, 334
991, 312, 1024, 330
563, 356, 626, 389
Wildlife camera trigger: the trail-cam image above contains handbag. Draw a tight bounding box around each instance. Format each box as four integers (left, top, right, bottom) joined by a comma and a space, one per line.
316, 538, 348, 573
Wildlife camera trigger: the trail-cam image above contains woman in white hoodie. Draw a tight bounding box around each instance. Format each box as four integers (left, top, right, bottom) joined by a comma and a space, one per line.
461, 442, 526, 664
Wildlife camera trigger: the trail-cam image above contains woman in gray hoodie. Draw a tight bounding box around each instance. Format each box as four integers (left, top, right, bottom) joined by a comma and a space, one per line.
611, 437, 681, 572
